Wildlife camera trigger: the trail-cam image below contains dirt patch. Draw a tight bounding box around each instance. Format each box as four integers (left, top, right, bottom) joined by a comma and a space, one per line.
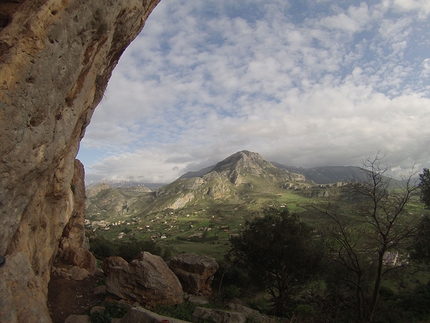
47, 270, 104, 323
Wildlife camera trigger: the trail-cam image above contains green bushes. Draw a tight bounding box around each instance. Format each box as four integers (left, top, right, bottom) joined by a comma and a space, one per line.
293, 304, 317, 323
396, 282, 430, 321
152, 301, 198, 321
89, 302, 128, 323
89, 234, 169, 262
227, 207, 323, 316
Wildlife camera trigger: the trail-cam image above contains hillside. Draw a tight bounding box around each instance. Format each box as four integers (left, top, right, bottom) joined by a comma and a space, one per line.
85, 151, 364, 257
86, 151, 313, 219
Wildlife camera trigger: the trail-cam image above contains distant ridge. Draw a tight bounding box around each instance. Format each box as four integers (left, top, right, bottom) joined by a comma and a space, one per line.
179, 165, 215, 179
180, 151, 367, 185
89, 150, 401, 187
272, 164, 368, 184
87, 180, 165, 190
85, 150, 406, 219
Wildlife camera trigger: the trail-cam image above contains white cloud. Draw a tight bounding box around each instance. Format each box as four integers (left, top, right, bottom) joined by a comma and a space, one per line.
79, 0, 430, 184
392, 0, 430, 17
421, 58, 430, 77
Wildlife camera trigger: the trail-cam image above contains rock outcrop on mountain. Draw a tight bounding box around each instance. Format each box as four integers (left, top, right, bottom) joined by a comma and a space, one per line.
154, 151, 306, 210
181, 151, 305, 184
0, 1, 160, 322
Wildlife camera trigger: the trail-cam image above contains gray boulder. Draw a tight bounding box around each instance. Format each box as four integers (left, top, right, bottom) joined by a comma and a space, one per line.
192, 307, 246, 323
103, 252, 183, 307
121, 307, 191, 323
169, 253, 219, 296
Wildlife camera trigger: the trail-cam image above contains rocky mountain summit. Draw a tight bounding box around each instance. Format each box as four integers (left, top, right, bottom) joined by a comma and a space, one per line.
155, 151, 306, 208
181, 150, 305, 184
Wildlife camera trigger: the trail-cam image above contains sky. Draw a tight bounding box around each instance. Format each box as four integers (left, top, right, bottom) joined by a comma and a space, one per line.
77, 0, 430, 184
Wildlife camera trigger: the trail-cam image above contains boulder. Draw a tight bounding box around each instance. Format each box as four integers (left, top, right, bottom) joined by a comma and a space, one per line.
94, 285, 107, 295
121, 306, 191, 323
169, 253, 219, 296
68, 266, 89, 281
62, 247, 98, 275
90, 306, 105, 314
192, 307, 246, 323
64, 315, 90, 323
227, 300, 271, 323
103, 252, 183, 306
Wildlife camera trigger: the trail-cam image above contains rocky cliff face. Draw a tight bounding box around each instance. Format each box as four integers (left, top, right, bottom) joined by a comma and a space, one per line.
0, 0, 160, 322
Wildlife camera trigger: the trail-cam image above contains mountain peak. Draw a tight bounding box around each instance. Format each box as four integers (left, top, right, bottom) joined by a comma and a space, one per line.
212, 150, 266, 173
178, 150, 304, 186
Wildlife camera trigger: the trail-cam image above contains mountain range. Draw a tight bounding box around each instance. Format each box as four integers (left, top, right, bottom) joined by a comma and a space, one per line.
86, 150, 374, 222
179, 150, 369, 184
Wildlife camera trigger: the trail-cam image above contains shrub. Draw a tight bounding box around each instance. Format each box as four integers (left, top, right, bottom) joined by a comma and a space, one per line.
293, 304, 317, 322
222, 285, 241, 300
89, 302, 128, 323
153, 301, 197, 321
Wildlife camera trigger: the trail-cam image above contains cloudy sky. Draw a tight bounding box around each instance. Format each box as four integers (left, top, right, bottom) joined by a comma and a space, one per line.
78, 0, 430, 184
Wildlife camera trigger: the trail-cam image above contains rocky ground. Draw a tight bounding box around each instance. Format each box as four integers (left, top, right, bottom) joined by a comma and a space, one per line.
47, 261, 104, 323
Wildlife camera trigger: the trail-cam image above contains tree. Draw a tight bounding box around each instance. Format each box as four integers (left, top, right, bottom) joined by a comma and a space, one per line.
410, 214, 430, 264
228, 207, 322, 316
410, 169, 430, 264
419, 168, 430, 208
317, 153, 419, 322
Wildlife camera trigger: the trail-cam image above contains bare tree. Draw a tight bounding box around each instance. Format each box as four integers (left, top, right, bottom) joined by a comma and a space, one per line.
317, 153, 419, 322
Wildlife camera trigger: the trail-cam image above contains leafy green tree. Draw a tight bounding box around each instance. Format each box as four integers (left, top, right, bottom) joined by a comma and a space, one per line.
89, 234, 163, 262
228, 207, 322, 316
89, 235, 117, 259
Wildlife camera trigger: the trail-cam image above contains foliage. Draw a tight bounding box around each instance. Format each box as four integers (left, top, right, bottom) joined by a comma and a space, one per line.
89, 234, 167, 262
316, 153, 419, 322
89, 235, 117, 259
89, 311, 111, 323
420, 168, 430, 208
410, 214, 430, 264
152, 300, 198, 321
116, 238, 162, 262
104, 302, 128, 318
89, 302, 127, 323
396, 281, 430, 321
413, 168, 430, 264
292, 304, 318, 323
227, 207, 323, 316
221, 284, 241, 300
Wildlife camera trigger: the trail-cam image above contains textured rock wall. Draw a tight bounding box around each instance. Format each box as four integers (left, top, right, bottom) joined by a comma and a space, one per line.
0, 0, 160, 322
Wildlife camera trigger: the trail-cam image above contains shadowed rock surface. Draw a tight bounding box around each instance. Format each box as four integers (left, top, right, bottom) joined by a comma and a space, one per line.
169, 253, 219, 296
0, 0, 160, 321
103, 252, 184, 307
